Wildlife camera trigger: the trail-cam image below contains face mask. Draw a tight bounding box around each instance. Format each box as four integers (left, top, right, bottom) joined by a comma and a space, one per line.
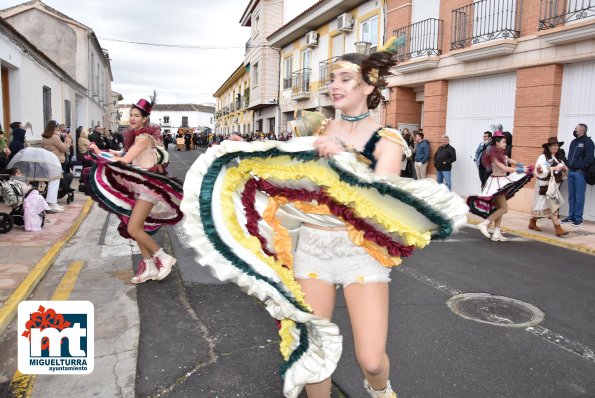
573, 130, 578, 137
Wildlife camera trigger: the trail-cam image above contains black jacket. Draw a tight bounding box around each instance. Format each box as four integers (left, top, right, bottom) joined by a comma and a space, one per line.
89, 130, 107, 150
434, 144, 457, 171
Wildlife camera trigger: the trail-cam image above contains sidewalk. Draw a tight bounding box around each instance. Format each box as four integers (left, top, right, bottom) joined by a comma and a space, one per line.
467, 210, 595, 255
0, 193, 93, 335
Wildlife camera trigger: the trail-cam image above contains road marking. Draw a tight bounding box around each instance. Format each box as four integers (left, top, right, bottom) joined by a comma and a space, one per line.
396, 265, 595, 363
9, 260, 85, 397
526, 326, 595, 363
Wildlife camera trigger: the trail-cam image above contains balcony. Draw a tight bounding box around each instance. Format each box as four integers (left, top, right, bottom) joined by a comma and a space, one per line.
291, 68, 311, 100
393, 18, 442, 73
283, 76, 292, 90
451, 0, 522, 50
236, 98, 242, 111
318, 57, 339, 94
539, 0, 595, 30
245, 39, 251, 54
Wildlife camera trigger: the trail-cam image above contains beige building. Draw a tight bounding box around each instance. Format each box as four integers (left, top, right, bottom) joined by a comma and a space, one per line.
268, 0, 386, 133
386, 0, 595, 220
239, 0, 285, 134
214, 64, 253, 136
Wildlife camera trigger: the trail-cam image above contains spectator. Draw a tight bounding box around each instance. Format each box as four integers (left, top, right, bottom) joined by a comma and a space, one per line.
474, 131, 492, 189
400, 129, 414, 178
0, 129, 10, 172
89, 125, 106, 150
561, 123, 594, 227
433, 135, 457, 191
77, 127, 91, 161
8, 122, 27, 161
530, 137, 568, 236
41, 120, 72, 168
414, 131, 430, 179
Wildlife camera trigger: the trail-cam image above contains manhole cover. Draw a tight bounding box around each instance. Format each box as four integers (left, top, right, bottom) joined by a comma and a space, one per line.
447, 293, 544, 328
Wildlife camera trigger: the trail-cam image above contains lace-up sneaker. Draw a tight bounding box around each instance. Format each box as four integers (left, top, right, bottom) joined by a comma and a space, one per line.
153, 248, 176, 280
560, 217, 573, 224
131, 258, 158, 284
478, 220, 491, 239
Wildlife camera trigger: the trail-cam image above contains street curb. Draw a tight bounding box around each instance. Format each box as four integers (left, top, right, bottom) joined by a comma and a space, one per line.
0, 199, 95, 336
467, 218, 595, 256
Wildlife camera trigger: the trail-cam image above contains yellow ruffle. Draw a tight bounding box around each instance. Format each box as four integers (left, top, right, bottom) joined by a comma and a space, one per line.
220, 167, 311, 312
234, 157, 431, 247
279, 319, 297, 361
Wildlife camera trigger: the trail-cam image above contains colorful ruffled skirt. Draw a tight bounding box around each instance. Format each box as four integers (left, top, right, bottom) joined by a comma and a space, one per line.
84, 155, 183, 239
466, 172, 533, 219
181, 137, 468, 397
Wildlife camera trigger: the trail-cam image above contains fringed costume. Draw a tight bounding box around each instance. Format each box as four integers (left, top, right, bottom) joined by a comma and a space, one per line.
181, 127, 468, 397
84, 125, 183, 239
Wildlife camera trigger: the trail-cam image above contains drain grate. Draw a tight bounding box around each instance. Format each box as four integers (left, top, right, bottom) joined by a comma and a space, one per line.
447, 293, 544, 328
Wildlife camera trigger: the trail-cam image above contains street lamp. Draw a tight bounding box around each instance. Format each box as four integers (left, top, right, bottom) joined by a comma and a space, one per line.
354, 41, 372, 55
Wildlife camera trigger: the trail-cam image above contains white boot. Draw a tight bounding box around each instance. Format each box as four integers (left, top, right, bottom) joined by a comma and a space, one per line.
478, 220, 491, 239
491, 228, 508, 242
364, 379, 397, 398
153, 248, 176, 280
131, 258, 158, 284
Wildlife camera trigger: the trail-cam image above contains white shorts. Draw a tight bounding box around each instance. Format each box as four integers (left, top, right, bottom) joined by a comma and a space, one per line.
293, 225, 391, 287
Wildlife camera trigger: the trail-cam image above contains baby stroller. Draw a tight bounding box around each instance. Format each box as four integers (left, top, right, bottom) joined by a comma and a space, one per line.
34, 172, 75, 204
0, 178, 45, 233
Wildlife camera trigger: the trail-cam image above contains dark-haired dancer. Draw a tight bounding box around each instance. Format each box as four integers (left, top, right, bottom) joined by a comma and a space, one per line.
87, 95, 182, 283
183, 43, 468, 398
468, 131, 533, 241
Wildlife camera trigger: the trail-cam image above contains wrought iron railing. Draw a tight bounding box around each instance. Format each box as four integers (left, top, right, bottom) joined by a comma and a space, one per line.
245, 39, 251, 54
539, 0, 595, 30
451, 0, 523, 50
393, 18, 443, 62
292, 68, 311, 96
318, 56, 339, 88
236, 97, 242, 110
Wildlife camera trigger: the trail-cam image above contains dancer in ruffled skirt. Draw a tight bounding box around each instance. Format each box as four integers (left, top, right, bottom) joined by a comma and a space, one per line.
468, 131, 533, 241
86, 95, 182, 283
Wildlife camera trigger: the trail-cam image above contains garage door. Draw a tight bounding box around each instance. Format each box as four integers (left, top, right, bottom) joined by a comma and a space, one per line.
557, 61, 595, 222
445, 72, 517, 196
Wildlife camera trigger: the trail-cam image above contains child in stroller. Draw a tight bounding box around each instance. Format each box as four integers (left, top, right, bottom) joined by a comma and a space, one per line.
31, 172, 75, 205
0, 169, 47, 233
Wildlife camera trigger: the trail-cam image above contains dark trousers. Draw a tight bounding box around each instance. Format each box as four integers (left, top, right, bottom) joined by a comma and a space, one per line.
479, 166, 492, 190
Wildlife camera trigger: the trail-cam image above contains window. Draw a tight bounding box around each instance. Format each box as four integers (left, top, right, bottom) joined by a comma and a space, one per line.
253, 62, 259, 87
301, 49, 311, 69
182, 116, 188, 127
64, 100, 71, 127
283, 57, 293, 89
43, 86, 52, 127
163, 116, 170, 124
253, 14, 260, 38
361, 15, 379, 53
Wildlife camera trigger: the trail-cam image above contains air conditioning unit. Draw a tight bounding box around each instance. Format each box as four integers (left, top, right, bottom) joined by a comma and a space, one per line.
337, 13, 354, 32
305, 31, 318, 48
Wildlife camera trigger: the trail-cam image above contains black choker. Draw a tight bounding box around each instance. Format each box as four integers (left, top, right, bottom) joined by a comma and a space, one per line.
341, 111, 370, 122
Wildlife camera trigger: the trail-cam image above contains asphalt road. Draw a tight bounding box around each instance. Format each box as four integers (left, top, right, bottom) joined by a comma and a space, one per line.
136, 146, 595, 398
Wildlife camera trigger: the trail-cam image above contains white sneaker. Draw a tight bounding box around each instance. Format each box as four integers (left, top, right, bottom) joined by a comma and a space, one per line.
478, 221, 491, 239
153, 248, 176, 280
48, 203, 64, 213
364, 379, 397, 398
131, 258, 159, 284
491, 228, 508, 242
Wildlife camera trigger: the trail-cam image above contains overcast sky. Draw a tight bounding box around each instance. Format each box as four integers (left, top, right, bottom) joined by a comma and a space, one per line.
1, 0, 250, 105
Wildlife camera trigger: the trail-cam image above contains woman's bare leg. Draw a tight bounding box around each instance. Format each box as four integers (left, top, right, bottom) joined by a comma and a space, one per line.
344, 282, 390, 391
489, 194, 508, 228
298, 278, 337, 398
127, 199, 159, 259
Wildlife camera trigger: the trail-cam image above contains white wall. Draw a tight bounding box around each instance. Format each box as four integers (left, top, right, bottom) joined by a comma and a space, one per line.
284, 1, 319, 23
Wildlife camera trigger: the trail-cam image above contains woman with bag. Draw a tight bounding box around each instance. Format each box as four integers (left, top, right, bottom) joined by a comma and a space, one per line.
529, 137, 568, 236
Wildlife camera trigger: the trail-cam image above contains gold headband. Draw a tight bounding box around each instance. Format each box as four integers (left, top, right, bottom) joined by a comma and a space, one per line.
368, 68, 379, 85
330, 61, 361, 73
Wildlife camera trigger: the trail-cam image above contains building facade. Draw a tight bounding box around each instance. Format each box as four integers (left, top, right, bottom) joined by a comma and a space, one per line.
386, 0, 595, 220
0, 17, 86, 140
1, 0, 114, 131
213, 63, 253, 136
268, 0, 386, 133
240, 0, 285, 135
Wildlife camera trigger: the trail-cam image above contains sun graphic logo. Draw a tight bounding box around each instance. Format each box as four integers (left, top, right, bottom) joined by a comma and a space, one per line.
18, 301, 94, 374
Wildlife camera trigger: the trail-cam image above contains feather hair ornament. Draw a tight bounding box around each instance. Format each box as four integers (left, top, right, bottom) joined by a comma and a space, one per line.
378, 35, 406, 54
